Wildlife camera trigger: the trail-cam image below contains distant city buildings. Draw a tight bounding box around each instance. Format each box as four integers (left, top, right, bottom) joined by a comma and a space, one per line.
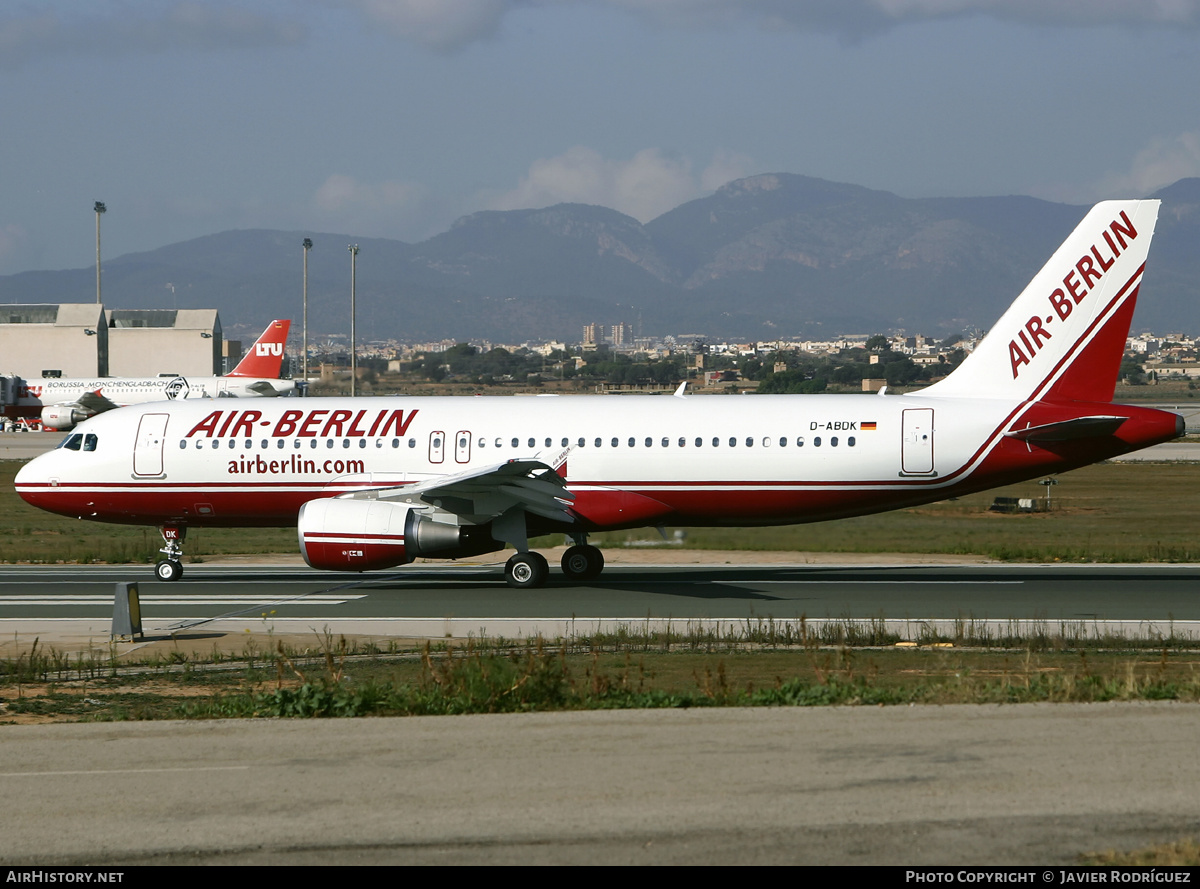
582, 321, 636, 349
298, 324, 1194, 385
1127, 332, 1200, 378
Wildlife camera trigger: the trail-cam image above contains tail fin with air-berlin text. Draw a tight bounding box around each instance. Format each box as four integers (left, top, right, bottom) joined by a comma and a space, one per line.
922, 200, 1159, 404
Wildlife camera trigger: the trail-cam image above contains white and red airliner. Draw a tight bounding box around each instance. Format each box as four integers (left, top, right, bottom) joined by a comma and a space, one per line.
15, 201, 1183, 586
9, 319, 295, 431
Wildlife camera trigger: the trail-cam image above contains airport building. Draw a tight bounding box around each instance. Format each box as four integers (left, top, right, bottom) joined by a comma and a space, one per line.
0, 304, 222, 380
0, 304, 109, 377
105, 309, 221, 376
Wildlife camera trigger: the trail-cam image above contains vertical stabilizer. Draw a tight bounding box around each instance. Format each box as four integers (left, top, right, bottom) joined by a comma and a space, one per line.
922, 200, 1159, 404
227, 320, 291, 378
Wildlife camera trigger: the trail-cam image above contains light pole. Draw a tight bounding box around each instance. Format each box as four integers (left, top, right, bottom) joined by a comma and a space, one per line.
94, 201, 106, 305
348, 244, 359, 397
302, 238, 312, 385
1039, 477, 1059, 511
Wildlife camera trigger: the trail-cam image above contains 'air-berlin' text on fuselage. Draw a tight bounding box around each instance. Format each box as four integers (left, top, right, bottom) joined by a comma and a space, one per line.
1008, 210, 1139, 379
185, 408, 420, 439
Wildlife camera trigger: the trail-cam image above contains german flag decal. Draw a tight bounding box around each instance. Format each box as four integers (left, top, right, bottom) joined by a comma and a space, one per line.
861, 421, 877, 431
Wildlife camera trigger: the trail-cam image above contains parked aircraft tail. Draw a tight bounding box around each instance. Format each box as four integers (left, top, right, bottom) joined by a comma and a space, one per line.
227, 320, 291, 378
922, 200, 1159, 404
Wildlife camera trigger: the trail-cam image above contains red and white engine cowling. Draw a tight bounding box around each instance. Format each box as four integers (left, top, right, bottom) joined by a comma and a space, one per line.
41, 405, 91, 431
297, 499, 479, 572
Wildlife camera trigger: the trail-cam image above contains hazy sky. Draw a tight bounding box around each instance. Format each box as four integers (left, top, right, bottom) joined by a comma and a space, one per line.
3, 1, 1199, 275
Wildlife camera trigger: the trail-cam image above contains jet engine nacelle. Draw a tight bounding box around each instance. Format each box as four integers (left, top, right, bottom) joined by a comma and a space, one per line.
40, 404, 90, 431
297, 498, 497, 572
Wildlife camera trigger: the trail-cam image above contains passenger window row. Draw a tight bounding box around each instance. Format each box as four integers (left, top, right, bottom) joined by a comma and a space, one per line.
178, 434, 859, 451
475, 435, 857, 449
183, 437, 420, 450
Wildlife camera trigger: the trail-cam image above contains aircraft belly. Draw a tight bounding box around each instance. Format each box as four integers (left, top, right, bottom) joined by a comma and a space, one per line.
16, 483, 328, 527
584, 484, 949, 526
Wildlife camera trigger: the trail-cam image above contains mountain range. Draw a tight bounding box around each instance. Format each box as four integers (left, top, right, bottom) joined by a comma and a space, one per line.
2, 173, 1197, 343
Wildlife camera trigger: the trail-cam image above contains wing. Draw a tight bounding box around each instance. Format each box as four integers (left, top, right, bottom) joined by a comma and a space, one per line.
341, 458, 575, 525
76, 390, 121, 415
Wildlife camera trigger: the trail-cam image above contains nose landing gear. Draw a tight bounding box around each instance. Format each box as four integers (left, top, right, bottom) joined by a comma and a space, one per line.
155, 525, 186, 582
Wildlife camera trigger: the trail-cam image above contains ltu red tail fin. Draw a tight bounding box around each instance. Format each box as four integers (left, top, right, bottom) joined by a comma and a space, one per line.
228, 320, 291, 378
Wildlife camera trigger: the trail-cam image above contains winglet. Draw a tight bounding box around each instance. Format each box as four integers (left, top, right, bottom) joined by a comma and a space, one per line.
227, 320, 291, 378
674, 381, 688, 398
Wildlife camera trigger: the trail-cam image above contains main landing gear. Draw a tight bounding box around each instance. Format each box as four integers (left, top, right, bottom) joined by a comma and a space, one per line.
560, 543, 604, 580
155, 526, 186, 583
502, 540, 604, 588
504, 552, 548, 588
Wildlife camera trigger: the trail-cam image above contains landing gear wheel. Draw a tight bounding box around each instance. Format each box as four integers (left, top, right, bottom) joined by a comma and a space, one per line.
505, 552, 548, 589
155, 559, 184, 582
156, 526, 186, 582
561, 544, 604, 580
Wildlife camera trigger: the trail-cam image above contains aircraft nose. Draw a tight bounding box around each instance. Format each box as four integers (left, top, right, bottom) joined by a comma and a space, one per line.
14, 451, 57, 507
15, 454, 38, 487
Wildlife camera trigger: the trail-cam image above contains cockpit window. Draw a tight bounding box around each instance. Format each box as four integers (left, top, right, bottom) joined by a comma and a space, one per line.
54, 433, 97, 452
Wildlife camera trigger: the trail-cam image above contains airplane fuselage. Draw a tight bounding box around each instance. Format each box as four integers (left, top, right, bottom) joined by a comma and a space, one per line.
15, 392, 1182, 531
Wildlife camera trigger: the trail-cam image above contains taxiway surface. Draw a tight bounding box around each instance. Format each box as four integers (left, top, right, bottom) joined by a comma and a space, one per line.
2, 561, 1197, 654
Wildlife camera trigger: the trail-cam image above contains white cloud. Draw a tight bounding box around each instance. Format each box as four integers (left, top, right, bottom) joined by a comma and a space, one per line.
315, 173, 423, 213
1097, 133, 1200, 197
616, 0, 1200, 33
319, 0, 1200, 52
489, 146, 755, 221
310, 173, 440, 239
6, 1, 1196, 63
0, 3, 304, 69
870, 0, 1199, 26
700, 149, 756, 192
341, 0, 514, 51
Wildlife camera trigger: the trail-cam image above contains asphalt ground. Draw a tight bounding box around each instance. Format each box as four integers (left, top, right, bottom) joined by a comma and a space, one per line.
2, 703, 1198, 865
2, 558, 1198, 659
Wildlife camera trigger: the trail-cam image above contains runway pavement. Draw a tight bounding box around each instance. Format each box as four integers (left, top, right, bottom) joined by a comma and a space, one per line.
2, 561, 1198, 658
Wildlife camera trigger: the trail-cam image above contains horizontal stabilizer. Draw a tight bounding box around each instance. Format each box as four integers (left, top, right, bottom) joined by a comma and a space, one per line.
1004, 415, 1127, 443
245, 380, 281, 396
